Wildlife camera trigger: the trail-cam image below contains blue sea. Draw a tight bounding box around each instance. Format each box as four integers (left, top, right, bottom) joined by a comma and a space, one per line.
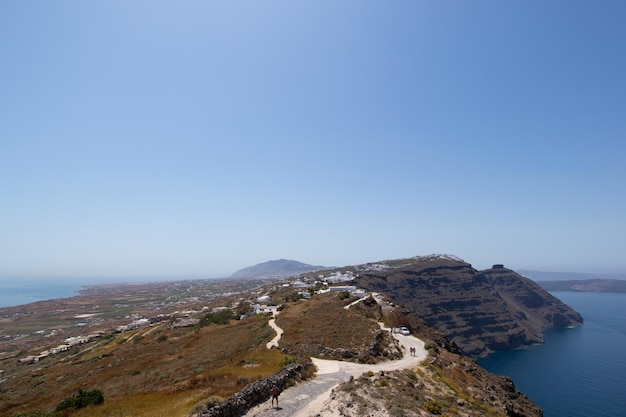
0, 279, 85, 308
479, 292, 626, 417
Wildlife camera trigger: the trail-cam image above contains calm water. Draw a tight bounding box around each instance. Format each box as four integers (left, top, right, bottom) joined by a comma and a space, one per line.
479, 292, 626, 417
0, 280, 84, 308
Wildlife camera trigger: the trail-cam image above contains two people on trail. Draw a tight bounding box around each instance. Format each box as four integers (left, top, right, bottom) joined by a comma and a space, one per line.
271, 384, 281, 408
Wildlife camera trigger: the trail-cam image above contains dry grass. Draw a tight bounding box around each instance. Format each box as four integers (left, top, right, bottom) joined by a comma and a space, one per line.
277, 292, 380, 355
70, 391, 203, 417
1, 314, 295, 416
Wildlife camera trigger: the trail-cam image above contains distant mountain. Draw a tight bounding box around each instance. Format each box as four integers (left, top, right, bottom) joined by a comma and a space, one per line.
537, 279, 626, 293
230, 259, 327, 279
518, 270, 626, 281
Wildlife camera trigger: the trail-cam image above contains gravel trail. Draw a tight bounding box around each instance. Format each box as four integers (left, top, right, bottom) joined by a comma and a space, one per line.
243, 298, 427, 417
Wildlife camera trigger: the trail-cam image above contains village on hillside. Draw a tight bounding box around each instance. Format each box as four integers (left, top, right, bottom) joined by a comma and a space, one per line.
6, 268, 376, 371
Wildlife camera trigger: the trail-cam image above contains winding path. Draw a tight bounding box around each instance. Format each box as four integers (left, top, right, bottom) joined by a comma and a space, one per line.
243, 298, 427, 417
266, 317, 283, 349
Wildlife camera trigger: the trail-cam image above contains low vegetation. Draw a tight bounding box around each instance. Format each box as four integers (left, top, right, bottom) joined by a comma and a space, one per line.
2, 313, 295, 416
276, 292, 386, 359
1, 263, 544, 417
55, 389, 104, 412
330, 363, 508, 417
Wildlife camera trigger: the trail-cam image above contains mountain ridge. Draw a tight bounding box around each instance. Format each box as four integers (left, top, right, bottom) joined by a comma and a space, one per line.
230, 259, 328, 279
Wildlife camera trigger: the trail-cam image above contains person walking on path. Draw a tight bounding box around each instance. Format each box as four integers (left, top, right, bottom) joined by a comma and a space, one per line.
271, 384, 281, 408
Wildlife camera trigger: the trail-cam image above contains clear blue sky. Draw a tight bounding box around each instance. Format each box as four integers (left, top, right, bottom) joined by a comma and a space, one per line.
1, 1, 625, 280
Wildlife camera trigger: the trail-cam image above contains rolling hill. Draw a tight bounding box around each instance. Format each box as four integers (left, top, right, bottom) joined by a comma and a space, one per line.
230, 259, 327, 279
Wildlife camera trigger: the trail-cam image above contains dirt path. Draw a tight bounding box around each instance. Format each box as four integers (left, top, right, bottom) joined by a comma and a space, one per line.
266, 318, 283, 349
243, 300, 427, 417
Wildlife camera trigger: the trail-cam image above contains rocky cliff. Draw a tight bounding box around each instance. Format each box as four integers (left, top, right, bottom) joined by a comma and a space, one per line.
355, 256, 583, 357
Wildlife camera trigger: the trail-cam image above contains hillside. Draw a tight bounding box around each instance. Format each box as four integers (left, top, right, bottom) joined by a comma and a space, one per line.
354, 255, 583, 357
230, 259, 327, 279
0, 263, 544, 417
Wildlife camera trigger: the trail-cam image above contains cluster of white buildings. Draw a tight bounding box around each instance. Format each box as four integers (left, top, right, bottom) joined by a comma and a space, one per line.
321, 271, 356, 283
17, 331, 104, 365
359, 263, 390, 271
116, 318, 150, 332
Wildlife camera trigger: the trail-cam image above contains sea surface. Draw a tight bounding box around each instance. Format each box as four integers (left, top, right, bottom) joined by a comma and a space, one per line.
0, 279, 85, 308
479, 292, 626, 417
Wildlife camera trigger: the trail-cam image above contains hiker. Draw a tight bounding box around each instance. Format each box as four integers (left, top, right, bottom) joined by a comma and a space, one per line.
271, 384, 281, 408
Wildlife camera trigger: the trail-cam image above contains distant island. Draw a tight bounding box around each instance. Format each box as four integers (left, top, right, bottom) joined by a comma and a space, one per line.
536, 279, 626, 293
518, 270, 626, 281
230, 259, 328, 279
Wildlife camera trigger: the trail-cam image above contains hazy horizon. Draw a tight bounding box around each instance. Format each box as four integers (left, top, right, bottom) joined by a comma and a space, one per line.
4, 259, 626, 284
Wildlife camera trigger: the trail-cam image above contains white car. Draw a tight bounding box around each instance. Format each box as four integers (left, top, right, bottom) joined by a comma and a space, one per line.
399, 326, 410, 335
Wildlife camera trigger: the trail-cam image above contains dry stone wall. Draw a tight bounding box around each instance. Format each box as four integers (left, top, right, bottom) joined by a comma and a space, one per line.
196, 362, 310, 417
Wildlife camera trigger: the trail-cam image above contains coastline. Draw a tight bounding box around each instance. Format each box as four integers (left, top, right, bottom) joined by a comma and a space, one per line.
0, 279, 85, 309
479, 292, 626, 417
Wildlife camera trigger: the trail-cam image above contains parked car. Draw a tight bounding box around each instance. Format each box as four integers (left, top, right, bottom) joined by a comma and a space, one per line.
399, 326, 410, 335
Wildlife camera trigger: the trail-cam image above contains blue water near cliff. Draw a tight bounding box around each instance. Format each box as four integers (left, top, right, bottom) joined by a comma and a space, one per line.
479, 292, 626, 417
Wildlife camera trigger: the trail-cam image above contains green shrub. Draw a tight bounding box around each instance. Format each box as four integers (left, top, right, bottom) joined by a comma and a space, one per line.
54, 388, 104, 412
279, 356, 297, 367
338, 291, 350, 300
424, 399, 443, 414
200, 309, 236, 327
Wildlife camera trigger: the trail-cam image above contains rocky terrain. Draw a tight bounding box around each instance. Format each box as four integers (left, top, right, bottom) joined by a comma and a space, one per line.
196, 291, 542, 417
354, 255, 583, 357
314, 346, 541, 417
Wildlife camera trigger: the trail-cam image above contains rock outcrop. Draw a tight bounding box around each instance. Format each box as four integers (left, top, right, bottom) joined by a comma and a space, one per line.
355, 257, 583, 357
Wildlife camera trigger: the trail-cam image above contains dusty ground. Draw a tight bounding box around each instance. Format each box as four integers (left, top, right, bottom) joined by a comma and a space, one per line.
243, 304, 427, 417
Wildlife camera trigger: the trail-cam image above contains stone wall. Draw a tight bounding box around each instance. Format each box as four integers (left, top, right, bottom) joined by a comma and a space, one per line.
196, 362, 311, 417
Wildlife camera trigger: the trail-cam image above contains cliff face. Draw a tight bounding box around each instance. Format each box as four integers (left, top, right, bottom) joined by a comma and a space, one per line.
355, 258, 582, 357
